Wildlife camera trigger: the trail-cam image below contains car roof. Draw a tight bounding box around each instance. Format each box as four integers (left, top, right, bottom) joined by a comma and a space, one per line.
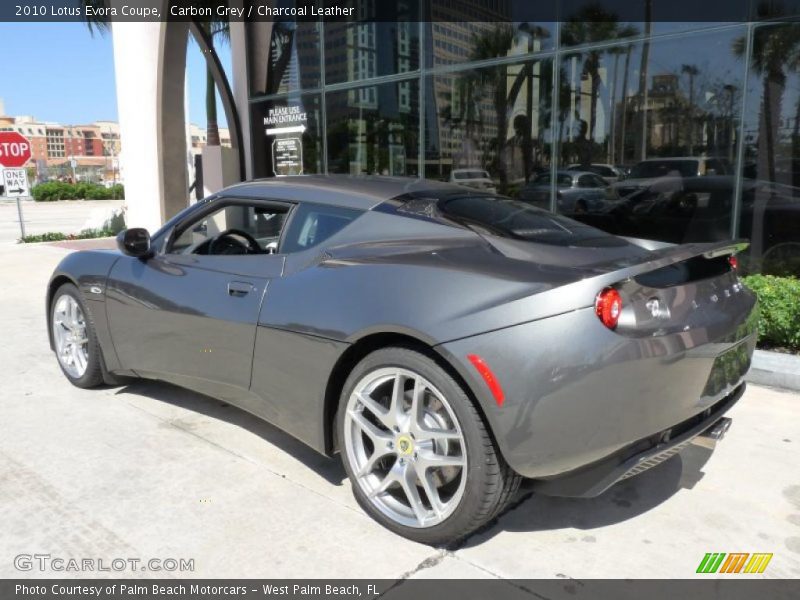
567, 163, 615, 169
219, 175, 467, 210
539, 170, 594, 178
637, 156, 726, 162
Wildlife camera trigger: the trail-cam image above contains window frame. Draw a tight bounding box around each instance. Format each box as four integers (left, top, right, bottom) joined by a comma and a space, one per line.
162, 196, 298, 256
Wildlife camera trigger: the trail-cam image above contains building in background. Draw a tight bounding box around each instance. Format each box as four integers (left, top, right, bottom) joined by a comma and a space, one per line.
112, 0, 800, 278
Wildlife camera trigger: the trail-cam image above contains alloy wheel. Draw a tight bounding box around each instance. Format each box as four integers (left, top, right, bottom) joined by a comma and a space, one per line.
52, 294, 89, 379
343, 367, 467, 528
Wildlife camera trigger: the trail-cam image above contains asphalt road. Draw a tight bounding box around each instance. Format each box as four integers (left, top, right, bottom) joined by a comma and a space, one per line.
1, 241, 799, 579
0, 199, 123, 244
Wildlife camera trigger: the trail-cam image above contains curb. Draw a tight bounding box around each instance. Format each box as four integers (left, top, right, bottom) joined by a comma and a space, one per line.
746, 349, 800, 392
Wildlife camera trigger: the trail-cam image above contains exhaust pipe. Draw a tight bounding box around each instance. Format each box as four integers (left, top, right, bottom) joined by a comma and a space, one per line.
691, 417, 732, 449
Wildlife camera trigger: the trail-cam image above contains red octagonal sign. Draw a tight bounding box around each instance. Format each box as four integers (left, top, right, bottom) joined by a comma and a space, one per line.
0, 131, 32, 168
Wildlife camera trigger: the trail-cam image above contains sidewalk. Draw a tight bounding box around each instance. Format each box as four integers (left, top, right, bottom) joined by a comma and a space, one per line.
0, 198, 123, 244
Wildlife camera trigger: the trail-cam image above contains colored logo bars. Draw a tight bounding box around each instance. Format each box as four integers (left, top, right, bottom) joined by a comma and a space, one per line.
696, 553, 773, 574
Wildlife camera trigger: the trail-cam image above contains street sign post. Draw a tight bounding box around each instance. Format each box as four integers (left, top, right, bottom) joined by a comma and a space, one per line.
0, 131, 33, 239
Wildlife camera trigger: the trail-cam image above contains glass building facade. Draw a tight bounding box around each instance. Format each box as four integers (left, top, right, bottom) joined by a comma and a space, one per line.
246, 2, 800, 276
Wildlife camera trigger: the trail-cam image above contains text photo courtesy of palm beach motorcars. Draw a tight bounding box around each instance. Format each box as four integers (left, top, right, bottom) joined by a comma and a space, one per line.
1, 0, 800, 593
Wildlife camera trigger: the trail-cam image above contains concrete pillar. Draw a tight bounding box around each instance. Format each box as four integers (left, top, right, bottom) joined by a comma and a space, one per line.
229, 14, 253, 181
111, 13, 189, 233
201, 145, 240, 195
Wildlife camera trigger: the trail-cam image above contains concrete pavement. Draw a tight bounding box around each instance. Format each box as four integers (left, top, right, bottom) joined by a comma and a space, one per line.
0, 199, 123, 244
0, 241, 798, 579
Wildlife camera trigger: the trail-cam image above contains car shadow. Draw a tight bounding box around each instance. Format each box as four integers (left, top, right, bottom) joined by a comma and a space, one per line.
114, 379, 347, 487
113, 378, 713, 543
458, 443, 714, 548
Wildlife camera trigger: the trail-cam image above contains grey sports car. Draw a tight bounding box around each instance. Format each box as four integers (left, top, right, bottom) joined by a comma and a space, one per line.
47, 175, 757, 545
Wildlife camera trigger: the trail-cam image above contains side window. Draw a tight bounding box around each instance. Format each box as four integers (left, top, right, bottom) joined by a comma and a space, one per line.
169, 202, 290, 255
556, 174, 573, 187
578, 174, 600, 188
281, 204, 361, 254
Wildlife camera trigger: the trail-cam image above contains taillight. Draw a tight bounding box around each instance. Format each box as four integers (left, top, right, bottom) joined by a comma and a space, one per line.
728, 255, 738, 270
595, 287, 622, 329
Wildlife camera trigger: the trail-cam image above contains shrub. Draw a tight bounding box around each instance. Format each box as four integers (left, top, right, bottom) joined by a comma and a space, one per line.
741, 274, 800, 353
31, 182, 125, 201
20, 228, 116, 244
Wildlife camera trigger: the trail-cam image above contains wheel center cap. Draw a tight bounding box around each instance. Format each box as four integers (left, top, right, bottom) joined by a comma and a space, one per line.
396, 434, 414, 456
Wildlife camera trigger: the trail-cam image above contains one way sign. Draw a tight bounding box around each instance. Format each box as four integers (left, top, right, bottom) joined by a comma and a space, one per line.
2, 168, 30, 198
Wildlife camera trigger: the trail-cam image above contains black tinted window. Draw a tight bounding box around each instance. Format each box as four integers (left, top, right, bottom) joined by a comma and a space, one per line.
281, 204, 361, 253
630, 160, 699, 179
437, 196, 624, 247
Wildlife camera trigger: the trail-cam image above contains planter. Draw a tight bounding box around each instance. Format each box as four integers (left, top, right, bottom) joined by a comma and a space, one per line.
746, 349, 800, 392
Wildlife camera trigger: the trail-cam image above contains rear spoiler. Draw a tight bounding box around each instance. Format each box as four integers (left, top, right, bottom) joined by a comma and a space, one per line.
701, 240, 750, 259
594, 239, 749, 286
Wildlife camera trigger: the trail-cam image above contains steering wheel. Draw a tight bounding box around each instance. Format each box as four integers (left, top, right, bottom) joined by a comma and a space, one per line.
208, 229, 263, 255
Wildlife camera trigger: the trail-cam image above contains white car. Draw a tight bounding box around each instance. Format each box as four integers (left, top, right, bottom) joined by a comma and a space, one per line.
567, 163, 625, 184
449, 169, 497, 193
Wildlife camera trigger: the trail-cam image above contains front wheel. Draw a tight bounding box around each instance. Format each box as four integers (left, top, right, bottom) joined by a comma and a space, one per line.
337, 347, 520, 545
51, 283, 104, 388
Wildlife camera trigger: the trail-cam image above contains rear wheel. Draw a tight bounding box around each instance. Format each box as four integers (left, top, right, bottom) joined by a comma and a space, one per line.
51, 283, 104, 388
337, 346, 520, 545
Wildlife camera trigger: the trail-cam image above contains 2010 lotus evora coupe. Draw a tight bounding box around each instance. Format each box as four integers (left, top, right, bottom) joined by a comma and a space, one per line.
47, 176, 757, 545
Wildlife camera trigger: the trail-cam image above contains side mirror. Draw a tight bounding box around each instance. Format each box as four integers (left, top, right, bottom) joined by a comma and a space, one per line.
117, 228, 152, 258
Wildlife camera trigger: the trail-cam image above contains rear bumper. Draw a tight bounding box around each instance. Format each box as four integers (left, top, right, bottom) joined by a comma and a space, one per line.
529, 383, 744, 497
437, 288, 757, 480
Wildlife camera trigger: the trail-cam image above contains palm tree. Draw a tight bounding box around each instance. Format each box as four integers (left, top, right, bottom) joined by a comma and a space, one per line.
199, 20, 230, 147
733, 16, 800, 269
461, 23, 550, 192
733, 23, 800, 182
561, 5, 628, 142
681, 64, 700, 154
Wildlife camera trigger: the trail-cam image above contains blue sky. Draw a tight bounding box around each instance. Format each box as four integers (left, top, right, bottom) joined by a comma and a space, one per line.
0, 22, 229, 128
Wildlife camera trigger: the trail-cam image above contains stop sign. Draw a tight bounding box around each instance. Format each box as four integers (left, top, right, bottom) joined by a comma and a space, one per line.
0, 131, 32, 168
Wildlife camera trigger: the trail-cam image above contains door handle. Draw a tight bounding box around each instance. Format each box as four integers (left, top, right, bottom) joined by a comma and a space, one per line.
228, 281, 254, 297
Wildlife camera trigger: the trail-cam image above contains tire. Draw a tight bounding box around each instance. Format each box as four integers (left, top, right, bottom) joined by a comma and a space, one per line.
50, 282, 104, 388
337, 346, 520, 546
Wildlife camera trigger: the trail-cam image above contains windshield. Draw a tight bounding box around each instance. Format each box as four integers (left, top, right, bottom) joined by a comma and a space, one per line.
629, 160, 699, 179
437, 195, 624, 247
454, 170, 489, 179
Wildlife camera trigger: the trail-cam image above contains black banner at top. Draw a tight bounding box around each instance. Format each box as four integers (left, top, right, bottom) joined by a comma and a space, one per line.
1, 0, 800, 23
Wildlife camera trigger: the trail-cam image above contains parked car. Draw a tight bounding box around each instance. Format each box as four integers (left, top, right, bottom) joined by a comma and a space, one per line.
614, 156, 733, 197
449, 168, 497, 193
566, 163, 625, 184
575, 175, 800, 274
47, 175, 756, 545
518, 170, 616, 214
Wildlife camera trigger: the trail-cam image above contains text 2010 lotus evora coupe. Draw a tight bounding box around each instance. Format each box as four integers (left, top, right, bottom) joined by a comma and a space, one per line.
47, 176, 757, 544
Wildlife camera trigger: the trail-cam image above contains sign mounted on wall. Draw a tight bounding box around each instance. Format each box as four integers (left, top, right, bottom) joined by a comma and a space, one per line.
272, 138, 303, 177
264, 105, 308, 136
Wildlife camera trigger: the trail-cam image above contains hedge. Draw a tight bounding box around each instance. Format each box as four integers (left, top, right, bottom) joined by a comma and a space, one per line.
20, 228, 116, 243
741, 275, 800, 353
31, 182, 125, 201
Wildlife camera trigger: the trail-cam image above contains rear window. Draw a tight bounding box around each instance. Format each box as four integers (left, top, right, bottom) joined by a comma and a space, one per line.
437, 195, 625, 247
630, 160, 699, 178
280, 204, 361, 253
454, 170, 488, 179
